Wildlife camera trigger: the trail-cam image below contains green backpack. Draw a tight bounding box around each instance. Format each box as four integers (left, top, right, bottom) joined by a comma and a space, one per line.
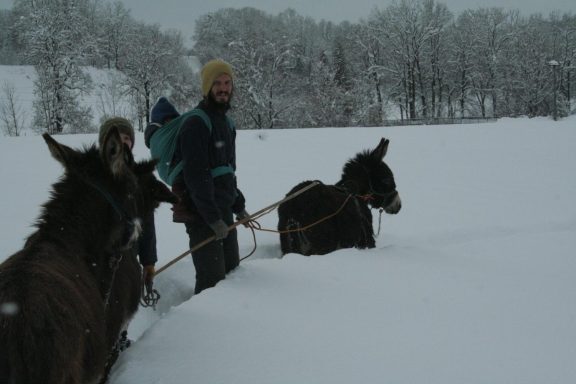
149, 108, 235, 186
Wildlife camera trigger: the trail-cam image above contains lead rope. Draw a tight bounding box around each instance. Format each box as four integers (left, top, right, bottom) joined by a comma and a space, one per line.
240, 222, 259, 262
239, 194, 380, 258
376, 208, 384, 236
155, 181, 322, 276
245, 194, 355, 236
237, 194, 351, 262
140, 279, 161, 309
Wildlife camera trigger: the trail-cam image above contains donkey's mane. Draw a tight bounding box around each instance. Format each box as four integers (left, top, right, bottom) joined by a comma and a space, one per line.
341, 150, 378, 177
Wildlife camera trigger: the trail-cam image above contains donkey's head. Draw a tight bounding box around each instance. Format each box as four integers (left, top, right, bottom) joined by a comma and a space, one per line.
41, 127, 142, 251
339, 138, 401, 214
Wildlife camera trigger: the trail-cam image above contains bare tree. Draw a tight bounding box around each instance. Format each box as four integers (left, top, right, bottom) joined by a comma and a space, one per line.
0, 81, 26, 136
94, 70, 133, 122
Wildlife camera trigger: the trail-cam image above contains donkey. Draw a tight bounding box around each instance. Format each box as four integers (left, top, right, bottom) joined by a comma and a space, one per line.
101, 159, 178, 380
0, 128, 177, 384
278, 138, 401, 256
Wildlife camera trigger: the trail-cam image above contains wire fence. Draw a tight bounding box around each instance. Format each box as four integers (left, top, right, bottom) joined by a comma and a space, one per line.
380, 117, 497, 127
245, 116, 500, 130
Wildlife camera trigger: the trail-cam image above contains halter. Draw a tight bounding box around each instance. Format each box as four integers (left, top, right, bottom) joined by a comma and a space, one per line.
336, 177, 390, 237
366, 177, 398, 200
356, 194, 375, 202
84, 178, 133, 222
336, 178, 393, 203
84, 178, 141, 245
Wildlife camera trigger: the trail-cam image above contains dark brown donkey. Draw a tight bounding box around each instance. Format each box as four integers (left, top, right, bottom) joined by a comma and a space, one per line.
0, 129, 177, 384
278, 138, 401, 256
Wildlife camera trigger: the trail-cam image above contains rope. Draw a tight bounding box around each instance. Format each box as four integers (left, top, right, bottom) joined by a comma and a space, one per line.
245, 194, 355, 235
240, 223, 258, 262
155, 181, 321, 276
238, 194, 354, 263
103, 253, 123, 309
146, 184, 373, 312
140, 279, 161, 309
375, 208, 384, 237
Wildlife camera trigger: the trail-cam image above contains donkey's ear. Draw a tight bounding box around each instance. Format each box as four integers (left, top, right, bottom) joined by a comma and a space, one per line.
43, 133, 77, 168
371, 138, 390, 160
100, 126, 130, 178
151, 178, 179, 205
135, 159, 178, 205
133, 159, 158, 176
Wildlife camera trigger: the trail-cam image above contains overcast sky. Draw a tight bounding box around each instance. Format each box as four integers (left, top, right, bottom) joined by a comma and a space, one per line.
1, 0, 574, 47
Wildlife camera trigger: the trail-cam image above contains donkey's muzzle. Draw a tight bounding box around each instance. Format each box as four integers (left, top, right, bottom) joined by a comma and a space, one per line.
384, 192, 402, 214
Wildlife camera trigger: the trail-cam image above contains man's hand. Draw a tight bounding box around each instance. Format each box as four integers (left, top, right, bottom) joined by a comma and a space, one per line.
235, 209, 250, 222
142, 265, 155, 285
209, 219, 229, 240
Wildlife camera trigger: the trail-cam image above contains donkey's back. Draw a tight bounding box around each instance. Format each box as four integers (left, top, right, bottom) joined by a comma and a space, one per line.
278, 180, 375, 255
0, 243, 108, 383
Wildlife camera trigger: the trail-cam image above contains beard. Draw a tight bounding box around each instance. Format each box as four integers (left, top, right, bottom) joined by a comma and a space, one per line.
213, 90, 231, 103
208, 90, 232, 111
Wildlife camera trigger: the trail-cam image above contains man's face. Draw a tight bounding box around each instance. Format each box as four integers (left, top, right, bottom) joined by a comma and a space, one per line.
210, 73, 233, 104
119, 133, 133, 150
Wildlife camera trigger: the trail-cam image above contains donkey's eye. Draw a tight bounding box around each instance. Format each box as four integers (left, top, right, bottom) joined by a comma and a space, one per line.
377, 178, 395, 190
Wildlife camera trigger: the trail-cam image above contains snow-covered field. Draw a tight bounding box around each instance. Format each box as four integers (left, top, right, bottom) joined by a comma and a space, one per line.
1, 114, 575, 383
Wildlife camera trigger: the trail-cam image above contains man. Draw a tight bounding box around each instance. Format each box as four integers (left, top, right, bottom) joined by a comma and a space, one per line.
170, 59, 248, 294
99, 117, 157, 287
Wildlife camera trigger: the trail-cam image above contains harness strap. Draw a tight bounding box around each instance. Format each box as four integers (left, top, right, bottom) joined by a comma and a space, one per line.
356, 194, 374, 202
85, 179, 129, 221
166, 108, 236, 184
211, 165, 235, 178
83, 179, 139, 310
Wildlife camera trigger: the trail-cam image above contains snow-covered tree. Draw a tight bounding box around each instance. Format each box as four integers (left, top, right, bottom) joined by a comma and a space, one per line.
117, 23, 188, 130
4, 0, 573, 128
465, 8, 515, 117
194, 7, 312, 129
445, 13, 476, 117
547, 12, 576, 116
96, 1, 133, 70
0, 9, 21, 65
15, 0, 96, 133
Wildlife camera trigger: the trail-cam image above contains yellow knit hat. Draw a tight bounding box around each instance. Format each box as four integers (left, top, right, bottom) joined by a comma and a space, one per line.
201, 59, 234, 97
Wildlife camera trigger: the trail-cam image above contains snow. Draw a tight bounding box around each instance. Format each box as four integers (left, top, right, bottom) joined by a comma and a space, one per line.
1, 113, 576, 383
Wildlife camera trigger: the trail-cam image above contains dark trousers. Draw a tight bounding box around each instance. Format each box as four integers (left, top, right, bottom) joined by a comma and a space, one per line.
185, 210, 239, 294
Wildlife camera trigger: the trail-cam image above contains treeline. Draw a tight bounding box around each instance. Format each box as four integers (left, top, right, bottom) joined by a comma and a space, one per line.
0, 0, 196, 134
192, 4, 576, 128
0, 0, 575, 134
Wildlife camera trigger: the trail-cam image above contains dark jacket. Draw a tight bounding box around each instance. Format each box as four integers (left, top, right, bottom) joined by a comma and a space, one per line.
171, 99, 245, 224
137, 209, 157, 266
